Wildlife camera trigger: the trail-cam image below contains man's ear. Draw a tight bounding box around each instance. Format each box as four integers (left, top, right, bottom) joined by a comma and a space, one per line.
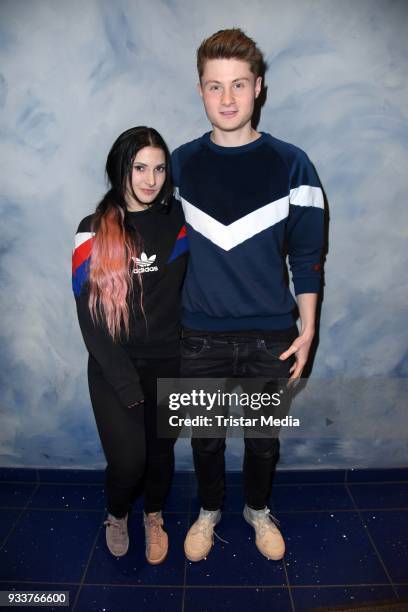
255, 76, 262, 99
197, 82, 203, 99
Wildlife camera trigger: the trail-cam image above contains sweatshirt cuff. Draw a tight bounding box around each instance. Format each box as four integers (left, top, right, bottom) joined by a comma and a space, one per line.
293, 276, 321, 295
117, 381, 144, 407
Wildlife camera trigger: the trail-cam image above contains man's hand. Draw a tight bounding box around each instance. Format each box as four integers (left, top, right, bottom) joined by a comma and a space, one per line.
279, 331, 314, 380
279, 293, 318, 380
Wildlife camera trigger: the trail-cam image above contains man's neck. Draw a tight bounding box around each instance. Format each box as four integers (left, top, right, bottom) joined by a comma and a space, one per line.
210, 124, 261, 148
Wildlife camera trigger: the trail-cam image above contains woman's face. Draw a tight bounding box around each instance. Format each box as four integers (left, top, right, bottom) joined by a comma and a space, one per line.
126, 146, 166, 210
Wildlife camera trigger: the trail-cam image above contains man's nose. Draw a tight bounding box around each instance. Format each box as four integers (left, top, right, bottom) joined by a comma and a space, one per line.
221, 87, 234, 106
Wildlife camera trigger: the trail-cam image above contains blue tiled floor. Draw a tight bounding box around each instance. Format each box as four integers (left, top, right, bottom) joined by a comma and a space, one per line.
0, 468, 407, 611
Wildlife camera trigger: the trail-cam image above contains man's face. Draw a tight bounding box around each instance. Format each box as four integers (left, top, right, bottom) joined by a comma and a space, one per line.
198, 58, 262, 133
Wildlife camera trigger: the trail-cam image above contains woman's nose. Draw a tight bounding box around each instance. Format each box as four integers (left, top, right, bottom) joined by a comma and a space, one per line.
146, 171, 156, 186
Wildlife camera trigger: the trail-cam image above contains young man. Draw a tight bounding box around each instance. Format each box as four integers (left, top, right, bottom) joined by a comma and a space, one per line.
172, 29, 324, 562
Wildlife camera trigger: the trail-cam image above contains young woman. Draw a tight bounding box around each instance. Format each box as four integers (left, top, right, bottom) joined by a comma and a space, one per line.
72, 127, 187, 564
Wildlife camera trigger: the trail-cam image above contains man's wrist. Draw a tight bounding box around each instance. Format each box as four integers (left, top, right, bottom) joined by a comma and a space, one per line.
300, 325, 315, 339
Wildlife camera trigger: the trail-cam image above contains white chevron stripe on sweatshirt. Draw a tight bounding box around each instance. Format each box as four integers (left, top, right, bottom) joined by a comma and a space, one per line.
289, 185, 324, 208
176, 185, 323, 251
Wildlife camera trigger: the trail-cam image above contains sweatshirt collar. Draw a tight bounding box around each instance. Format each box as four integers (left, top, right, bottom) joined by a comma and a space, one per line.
202, 131, 266, 154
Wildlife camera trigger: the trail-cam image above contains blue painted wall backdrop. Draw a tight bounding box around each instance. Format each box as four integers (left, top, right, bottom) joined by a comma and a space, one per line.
0, 0, 407, 469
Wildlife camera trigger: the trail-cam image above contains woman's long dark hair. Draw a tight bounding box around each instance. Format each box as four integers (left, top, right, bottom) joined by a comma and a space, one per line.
88, 126, 172, 340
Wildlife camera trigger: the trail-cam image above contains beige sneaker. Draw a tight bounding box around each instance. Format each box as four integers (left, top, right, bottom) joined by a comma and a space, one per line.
104, 513, 129, 557
184, 508, 221, 562
243, 505, 285, 560
144, 511, 168, 565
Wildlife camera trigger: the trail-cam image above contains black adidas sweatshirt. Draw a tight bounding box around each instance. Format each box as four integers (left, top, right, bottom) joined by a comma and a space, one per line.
72, 198, 187, 406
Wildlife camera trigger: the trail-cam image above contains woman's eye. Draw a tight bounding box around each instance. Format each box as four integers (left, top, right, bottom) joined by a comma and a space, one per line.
155, 166, 166, 173
134, 165, 144, 171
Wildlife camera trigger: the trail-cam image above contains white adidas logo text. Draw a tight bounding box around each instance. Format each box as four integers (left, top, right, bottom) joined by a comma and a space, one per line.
132, 252, 159, 274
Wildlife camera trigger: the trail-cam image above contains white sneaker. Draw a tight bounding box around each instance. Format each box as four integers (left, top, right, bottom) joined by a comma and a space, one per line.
184, 508, 221, 562
104, 513, 129, 557
243, 505, 285, 560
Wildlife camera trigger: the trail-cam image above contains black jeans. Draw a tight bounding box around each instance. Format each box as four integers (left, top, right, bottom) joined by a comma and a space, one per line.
181, 327, 298, 511
88, 354, 180, 517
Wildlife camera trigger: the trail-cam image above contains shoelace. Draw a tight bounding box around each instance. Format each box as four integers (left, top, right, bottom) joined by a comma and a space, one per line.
252, 508, 281, 538
104, 517, 127, 542
214, 529, 229, 545
193, 516, 229, 545
145, 517, 163, 545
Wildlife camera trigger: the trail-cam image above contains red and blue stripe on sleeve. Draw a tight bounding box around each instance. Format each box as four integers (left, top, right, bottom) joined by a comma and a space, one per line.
167, 225, 188, 263
72, 232, 94, 297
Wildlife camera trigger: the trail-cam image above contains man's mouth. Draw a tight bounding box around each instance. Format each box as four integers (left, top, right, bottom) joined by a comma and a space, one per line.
220, 110, 238, 117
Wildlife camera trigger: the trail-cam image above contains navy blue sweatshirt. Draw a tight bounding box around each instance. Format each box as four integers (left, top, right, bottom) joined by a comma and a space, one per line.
172, 132, 324, 332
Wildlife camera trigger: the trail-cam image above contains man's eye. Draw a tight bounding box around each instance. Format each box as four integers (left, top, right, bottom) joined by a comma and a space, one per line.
210, 85, 220, 91
234, 82, 243, 89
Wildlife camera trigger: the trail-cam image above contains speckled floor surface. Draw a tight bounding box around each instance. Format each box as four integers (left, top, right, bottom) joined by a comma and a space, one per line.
0, 468, 407, 611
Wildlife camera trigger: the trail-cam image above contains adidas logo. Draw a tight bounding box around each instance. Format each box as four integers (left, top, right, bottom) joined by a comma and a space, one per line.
132, 252, 158, 274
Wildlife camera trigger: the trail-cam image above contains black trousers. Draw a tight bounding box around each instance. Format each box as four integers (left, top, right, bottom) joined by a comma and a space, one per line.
88, 354, 180, 517
181, 327, 298, 511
